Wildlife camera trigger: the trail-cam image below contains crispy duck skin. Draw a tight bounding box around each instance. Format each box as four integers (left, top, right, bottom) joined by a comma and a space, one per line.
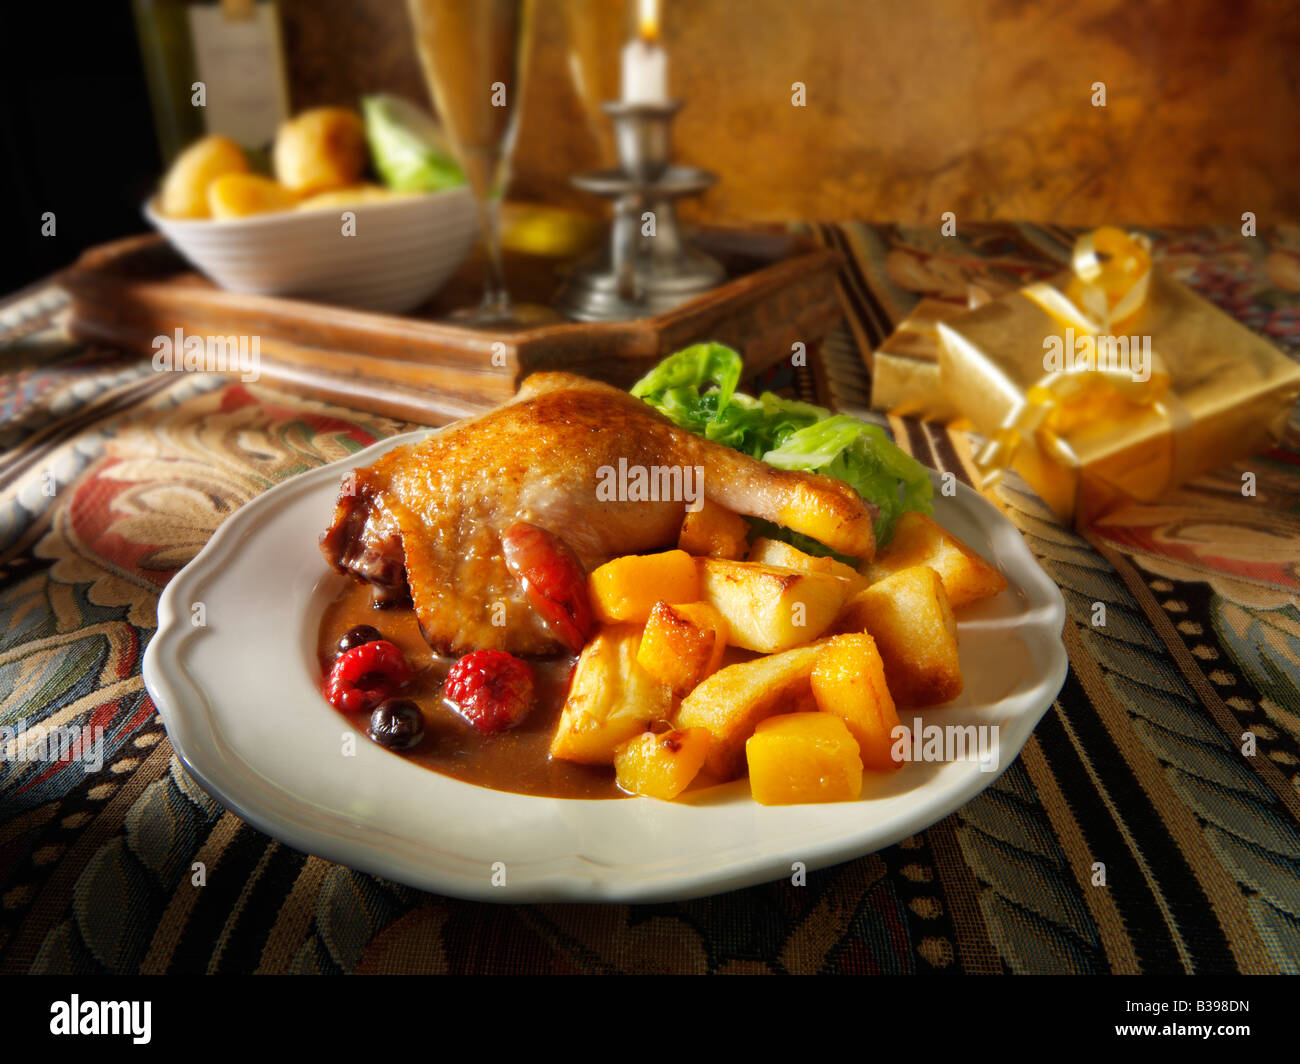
319, 373, 877, 656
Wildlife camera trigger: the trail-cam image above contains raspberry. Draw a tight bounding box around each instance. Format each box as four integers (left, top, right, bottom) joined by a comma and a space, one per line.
326, 639, 412, 714
444, 650, 535, 734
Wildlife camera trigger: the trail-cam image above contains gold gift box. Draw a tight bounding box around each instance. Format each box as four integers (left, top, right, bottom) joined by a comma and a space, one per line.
936, 237, 1300, 527
870, 298, 965, 420
871, 285, 1004, 421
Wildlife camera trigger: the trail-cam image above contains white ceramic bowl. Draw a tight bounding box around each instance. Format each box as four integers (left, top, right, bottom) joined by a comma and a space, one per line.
144, 186, 478, 314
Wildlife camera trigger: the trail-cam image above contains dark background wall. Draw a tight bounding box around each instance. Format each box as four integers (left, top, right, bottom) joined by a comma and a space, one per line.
1, 4, 161, 296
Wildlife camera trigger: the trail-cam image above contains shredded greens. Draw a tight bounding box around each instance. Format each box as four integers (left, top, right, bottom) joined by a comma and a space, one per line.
631, 343, 932, 550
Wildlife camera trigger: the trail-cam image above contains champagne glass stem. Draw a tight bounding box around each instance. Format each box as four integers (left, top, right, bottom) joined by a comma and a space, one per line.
476, 191, 512, 320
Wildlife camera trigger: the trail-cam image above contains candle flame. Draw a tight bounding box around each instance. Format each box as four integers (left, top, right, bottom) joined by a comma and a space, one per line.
637, 0, 660, 43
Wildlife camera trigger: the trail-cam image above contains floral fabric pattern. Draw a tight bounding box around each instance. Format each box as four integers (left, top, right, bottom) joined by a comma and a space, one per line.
1, 223, 1297, 973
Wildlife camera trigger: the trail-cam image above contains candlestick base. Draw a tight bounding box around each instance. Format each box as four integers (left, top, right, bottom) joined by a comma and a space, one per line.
556, 243, 725, 322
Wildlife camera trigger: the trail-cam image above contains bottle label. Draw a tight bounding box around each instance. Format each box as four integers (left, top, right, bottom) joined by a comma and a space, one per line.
188, 3, 289, 147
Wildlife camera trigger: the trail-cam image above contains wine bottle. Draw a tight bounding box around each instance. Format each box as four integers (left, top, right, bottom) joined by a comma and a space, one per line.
132, 0, 290, 162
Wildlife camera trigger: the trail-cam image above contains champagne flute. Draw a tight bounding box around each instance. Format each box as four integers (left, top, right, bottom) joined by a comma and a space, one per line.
559, 0, 625, 161
407, 0, 535, 324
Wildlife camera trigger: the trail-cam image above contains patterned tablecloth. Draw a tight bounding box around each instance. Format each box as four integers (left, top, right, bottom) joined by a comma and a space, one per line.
1, 224, 1298, 975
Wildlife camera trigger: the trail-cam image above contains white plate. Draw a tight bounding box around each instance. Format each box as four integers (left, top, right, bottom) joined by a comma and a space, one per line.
143, 429, 1067, 903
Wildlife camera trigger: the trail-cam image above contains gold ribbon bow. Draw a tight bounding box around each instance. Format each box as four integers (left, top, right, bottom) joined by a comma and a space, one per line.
974, 226, 1172, 489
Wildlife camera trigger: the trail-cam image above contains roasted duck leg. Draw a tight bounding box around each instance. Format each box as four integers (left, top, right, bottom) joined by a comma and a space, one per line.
320, 373, 877, 655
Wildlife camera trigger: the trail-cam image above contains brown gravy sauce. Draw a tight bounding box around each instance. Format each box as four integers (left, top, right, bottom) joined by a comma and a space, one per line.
318, 580, 626, 799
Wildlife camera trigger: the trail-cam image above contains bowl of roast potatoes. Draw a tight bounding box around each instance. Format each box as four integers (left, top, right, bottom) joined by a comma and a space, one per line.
145, 107, 477, 313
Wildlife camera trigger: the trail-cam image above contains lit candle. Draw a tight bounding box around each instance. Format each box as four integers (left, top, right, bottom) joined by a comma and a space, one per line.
620, 0, 668, 104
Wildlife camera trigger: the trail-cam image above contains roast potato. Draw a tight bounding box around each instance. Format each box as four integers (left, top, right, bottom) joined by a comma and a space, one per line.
696, 557, 850, 653
550, 625, 672, 765
747, 536, 870, 596
614, 728, 711, 800
861, 512, 1007, 608
836, 565, 962, 706
674, 640, 826, 779
811, 633, 902, 771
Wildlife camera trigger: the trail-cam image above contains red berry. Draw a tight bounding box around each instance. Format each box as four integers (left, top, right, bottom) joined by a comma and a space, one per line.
444, 650, 534, 734
326, 639, 412, 714
501, 522, 593, 653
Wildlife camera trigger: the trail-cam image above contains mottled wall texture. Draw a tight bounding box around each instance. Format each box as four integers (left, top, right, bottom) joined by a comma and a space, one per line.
280, 0, 1300, 225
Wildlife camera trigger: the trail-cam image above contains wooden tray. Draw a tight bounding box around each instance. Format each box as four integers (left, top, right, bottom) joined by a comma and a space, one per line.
62, 227, 842, 425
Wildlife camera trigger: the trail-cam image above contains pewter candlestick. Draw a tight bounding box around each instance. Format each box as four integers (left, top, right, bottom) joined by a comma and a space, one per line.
555, 99, 725, 321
